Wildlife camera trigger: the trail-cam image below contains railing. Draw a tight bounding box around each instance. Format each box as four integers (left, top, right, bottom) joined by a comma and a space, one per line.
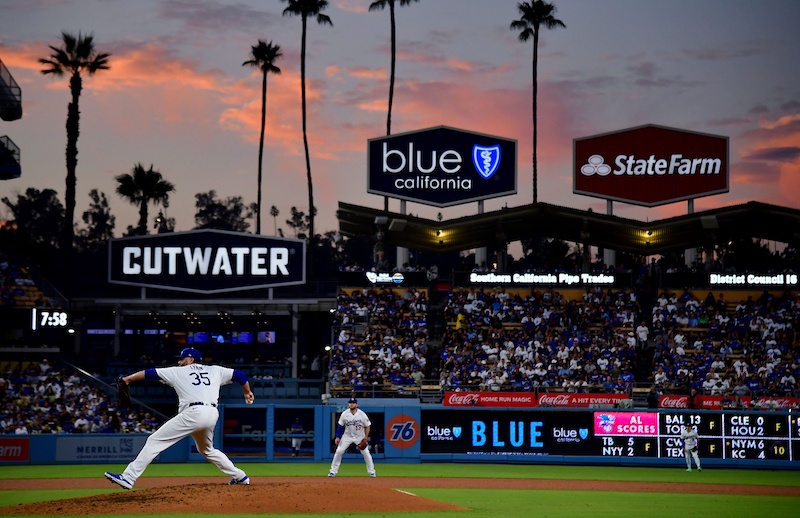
0, 59, 22, 122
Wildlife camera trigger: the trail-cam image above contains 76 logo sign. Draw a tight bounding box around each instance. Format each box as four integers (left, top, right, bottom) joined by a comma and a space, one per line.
386, 414, 420, 450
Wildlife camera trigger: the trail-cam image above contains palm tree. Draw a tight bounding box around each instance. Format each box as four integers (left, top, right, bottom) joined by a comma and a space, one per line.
115, 163, 176, 235
39, 31, 110, 254
270, 205, 280, 235
243, 40, 282, 235
281, 0, 333, 271
369, 0, 418, 136
510, 1, 565, 204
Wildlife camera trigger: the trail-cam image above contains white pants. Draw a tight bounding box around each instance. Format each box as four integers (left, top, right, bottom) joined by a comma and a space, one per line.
684, 448, 701, 469
329, 436, 375, 475
122, 405, 246, 485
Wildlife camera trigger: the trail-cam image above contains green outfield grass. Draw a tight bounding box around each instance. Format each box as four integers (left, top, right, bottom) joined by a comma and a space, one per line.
1, 463, 799, 518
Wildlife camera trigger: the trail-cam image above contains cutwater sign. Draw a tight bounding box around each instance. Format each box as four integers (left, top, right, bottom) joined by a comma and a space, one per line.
368, 126, 517, 207
109, 229, 306, 294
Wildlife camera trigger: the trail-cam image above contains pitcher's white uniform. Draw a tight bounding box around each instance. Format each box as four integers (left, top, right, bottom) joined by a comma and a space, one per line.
106, 347, 253, 488
329, 398, 375, 477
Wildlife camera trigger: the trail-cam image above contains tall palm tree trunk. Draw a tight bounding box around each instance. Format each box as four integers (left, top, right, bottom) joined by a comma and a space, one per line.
387, 1, 397, 136
301, 16, 315, 272
257, 69, 267, 234
532, 31, 539, 204
64, 73, 82, 254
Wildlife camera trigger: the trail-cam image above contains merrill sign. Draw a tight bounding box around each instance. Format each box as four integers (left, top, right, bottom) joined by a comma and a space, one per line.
368, 126, 517, 207
109, 229, 305, 294
574, 124, 729, 206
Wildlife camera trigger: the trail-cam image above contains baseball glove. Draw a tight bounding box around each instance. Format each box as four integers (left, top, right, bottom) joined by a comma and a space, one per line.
358, 438, 368, 451
116, 377, 131, 407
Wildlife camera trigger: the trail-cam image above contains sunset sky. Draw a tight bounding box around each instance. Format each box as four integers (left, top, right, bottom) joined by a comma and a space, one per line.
1, 0, 799, 251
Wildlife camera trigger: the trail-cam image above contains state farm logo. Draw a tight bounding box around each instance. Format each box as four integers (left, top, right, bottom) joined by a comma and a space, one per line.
579, 153, 722, 177
446, 393, 480, 406
538, 394, 571, 406
659, 395, 688, 408
580, 155, 612, 176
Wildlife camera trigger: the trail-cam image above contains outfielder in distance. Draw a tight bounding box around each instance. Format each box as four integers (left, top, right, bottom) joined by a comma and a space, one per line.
681, 423, 703, 472
104, 347, 255, 490
328, 397, 376, 478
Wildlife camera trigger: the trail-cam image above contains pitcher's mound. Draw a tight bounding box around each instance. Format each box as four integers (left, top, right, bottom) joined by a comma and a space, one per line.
0, 481, 467, 515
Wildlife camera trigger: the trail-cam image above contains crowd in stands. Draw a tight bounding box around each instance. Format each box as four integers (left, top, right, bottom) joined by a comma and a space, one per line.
0, 358, 161, 435
329, 284, 800, 402
647, 289, 800, 400
438, 287, 641, 394
328, 287, 430, 392
0, 252, 57, 308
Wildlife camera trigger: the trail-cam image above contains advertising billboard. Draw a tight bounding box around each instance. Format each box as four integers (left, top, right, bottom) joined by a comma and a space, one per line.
420, 409, 800, 461
573, 124, 728, 206
368, 126, 517, 207
108, 229, 306, 294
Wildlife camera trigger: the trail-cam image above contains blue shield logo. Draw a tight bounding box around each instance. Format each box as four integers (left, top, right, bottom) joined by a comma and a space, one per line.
452, 427, 462, 438
579, 428, 589, 440
472, 144, 501, 179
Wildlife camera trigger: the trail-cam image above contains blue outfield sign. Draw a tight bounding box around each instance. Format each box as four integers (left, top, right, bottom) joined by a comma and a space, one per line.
368, 126, 517, 207
108, 229, 306, 294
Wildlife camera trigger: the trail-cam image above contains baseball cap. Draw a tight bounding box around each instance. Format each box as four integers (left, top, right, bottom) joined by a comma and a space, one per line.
178, 347, 202, 360
348, 397, 358, 404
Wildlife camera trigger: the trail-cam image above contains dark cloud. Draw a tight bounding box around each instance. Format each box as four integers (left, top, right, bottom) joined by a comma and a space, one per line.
743, 147, 800, 162
159, 0, 274, 33
707, 117, 751, 127
625, 61, 701, 89
780, 100, 800, 112
683, 41, 769, 61
748, 104, 770, 115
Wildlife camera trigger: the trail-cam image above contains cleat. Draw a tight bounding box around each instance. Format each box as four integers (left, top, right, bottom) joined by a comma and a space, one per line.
686, 468, 692, 472
104, 472, 133, 490
697, 467, 702, 471
229, 475, 250, 485
328, 472, 336, 477
369, 472, 376, 478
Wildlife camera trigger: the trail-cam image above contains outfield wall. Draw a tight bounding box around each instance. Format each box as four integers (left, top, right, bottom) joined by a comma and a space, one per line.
3, 401, 799, 470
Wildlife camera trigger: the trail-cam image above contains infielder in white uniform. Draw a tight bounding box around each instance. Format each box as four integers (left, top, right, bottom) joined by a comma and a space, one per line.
328, 398, 376, 477
681, 424, 702, 472
104, 347, 255, 489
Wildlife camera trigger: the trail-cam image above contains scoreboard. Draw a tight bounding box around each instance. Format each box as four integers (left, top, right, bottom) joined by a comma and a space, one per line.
420, 409, 800, 462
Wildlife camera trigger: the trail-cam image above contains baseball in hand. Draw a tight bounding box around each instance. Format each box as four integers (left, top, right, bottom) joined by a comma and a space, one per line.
245, 394, 255, 405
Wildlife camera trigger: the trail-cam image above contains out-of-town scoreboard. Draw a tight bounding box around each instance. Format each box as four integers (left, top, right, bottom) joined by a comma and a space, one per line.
421, 409, 800, 461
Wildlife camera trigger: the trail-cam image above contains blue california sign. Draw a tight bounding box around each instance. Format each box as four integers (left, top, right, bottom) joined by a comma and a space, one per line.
367, 126, 517, 207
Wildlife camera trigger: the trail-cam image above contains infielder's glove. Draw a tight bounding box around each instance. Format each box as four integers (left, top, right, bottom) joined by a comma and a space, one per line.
691, 446, 699, 453
116, 377, 131, 407
358, 438, 369, 451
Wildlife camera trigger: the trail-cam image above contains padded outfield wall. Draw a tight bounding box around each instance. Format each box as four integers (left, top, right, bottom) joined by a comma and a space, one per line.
2, 400, 799, 469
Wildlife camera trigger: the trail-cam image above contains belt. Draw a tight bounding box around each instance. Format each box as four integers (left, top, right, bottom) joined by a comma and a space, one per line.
188, 402, 216, 407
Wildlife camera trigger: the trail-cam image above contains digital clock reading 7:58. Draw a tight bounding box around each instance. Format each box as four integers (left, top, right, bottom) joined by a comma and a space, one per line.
31, 308, 69, 330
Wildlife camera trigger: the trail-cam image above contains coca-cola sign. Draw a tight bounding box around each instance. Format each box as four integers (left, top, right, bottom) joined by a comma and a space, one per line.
443, 391, 629, 408
660, 394, 799, 409
658, 395, 689, 408
573, 124, 729, 207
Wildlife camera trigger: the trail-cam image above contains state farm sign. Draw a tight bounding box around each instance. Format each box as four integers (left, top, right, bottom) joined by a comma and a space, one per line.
573, 124, 729, 206
108, 230, 305, 294
368, 126, 517, 207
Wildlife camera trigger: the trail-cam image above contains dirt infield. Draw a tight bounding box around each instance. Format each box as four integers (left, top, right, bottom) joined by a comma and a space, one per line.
1, 477, 798, 515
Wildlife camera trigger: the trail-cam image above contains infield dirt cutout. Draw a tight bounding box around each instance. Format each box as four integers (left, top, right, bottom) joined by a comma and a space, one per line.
1, 476, 798, 515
